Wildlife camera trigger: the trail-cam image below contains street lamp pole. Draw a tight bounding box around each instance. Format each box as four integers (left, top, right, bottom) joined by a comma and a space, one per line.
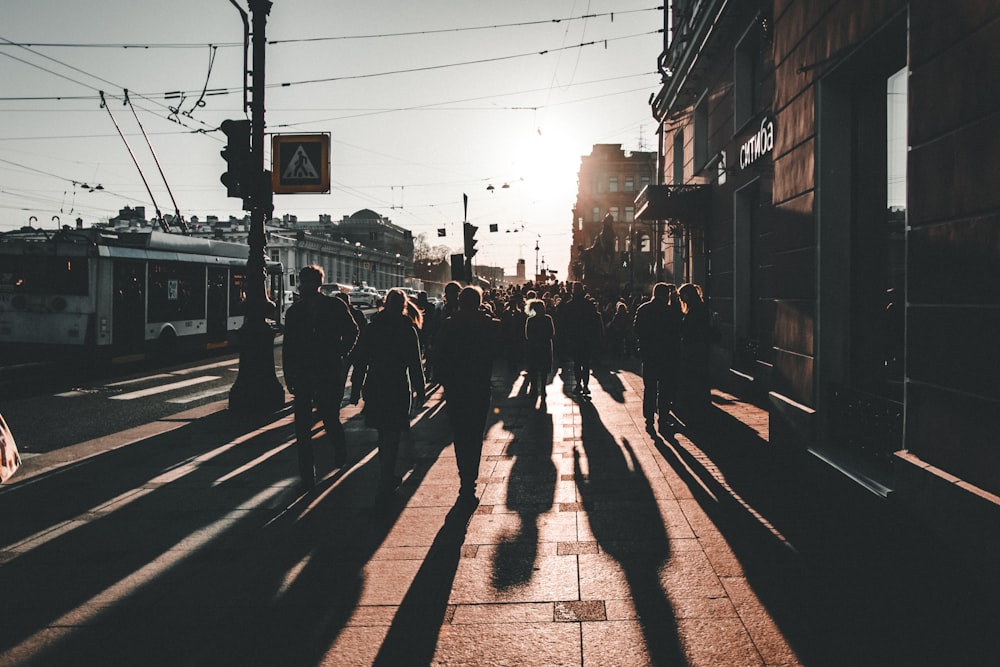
229, 0, 284, 414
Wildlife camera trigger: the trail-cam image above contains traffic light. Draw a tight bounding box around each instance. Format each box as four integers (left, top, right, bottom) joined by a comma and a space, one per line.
220, 119, 252, 200
463, 222, 478, 260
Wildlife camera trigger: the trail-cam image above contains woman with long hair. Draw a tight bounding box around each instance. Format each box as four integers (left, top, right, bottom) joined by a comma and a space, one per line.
350, 288, 426, 501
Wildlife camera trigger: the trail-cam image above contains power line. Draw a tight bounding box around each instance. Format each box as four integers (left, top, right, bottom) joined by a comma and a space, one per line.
0, 30, 661, 103
0, 6, 663, 50
272, 30, 662, 90
0, 34, 218, 134
268, 7, 662, 44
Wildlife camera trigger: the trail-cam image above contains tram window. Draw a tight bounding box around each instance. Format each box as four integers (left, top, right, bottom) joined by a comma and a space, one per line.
148, 261, 206, 322
1, 256, 88, 295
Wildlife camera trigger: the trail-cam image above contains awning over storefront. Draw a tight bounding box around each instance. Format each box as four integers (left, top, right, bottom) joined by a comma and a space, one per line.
634, 184, 710, 222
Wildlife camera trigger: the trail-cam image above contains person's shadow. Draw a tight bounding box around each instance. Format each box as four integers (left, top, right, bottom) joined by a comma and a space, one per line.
574, 399, 685, 665
372, 500, 476, 666
589, 364, 626, 403
492, 407, 556, 590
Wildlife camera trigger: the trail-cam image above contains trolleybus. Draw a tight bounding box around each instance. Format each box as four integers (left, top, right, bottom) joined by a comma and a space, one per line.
0, 226, 284, 364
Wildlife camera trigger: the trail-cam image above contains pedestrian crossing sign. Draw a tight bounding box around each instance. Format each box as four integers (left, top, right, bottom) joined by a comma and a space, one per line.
271, 133, 330, 194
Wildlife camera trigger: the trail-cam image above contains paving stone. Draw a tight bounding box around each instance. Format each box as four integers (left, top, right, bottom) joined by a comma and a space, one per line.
448, 551, 580, 604
358, 559, 424, 606
581, 620, 657, 667
555, 599, 607, 621
316, 625, 390, 666
677, 617, 765, 666
433, 622, 581, 666
451, 602, 553, 624
557, 541, 599, 555
734, 601, 803, 666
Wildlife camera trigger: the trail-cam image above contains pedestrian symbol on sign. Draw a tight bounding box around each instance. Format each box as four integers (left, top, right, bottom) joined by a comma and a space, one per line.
283, 145, 319, 181
271, 133, 331, 194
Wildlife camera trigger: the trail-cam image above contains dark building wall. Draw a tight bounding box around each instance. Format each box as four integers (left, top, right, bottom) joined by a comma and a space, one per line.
904, 2, 1000, 496
651, 0, 1000, 562
773, 0, 1000, 510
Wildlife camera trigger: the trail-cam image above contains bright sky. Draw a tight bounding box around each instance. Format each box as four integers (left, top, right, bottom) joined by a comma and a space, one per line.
0, 1, 664, 275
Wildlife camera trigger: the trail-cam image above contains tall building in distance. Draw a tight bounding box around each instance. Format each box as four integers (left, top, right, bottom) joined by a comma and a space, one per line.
569, 144, 656, 298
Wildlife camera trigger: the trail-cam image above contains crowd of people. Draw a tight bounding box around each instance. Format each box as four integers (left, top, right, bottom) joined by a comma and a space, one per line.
282, 265, 714, 506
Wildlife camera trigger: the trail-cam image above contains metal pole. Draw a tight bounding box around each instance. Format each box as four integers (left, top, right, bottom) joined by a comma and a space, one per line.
229, 0, 284, 414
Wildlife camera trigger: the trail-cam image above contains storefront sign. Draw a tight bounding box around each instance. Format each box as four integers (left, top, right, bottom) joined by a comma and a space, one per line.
739, 116, 774, 170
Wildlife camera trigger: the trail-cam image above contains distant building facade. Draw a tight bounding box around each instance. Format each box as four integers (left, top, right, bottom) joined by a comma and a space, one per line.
643, 1, 1000, 558
270, 209, 413, 292
89, 208, 415, 295
570, 144, 656, 299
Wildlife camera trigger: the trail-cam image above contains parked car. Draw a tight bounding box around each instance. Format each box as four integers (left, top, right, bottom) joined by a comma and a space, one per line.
349, 286, 380, 308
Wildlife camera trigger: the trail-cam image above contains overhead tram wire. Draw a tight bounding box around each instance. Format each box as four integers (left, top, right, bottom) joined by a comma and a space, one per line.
273, 30, 662, 89
0, 6, 662, 50
267, 6, 663, 44
268, 71, 656, 129
0, 31, 660, 105
0, 35, 217, 136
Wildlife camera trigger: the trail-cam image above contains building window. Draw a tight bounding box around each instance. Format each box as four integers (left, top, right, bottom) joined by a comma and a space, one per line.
734, 20, 760, 132
734, 180, 761, 351
625, 176, 635, 192
641, 174, 651, 189
694, 93, 708, 171
592, 207, 601, 223
609, 177, 619, 193
624, 206, 635, 223
817, 13, 907, 404
577, 217, 583, 231
609, 207, 619, 221
673, 131, 684, 184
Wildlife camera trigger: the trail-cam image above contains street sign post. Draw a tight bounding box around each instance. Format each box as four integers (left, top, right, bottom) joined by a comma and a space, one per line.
271, 133, 330, 194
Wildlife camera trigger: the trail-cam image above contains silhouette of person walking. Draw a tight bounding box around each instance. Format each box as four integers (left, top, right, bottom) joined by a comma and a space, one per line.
559, 281, 604, 396
678, 282, 712, 417
350, 288, 426, 502
524, 298, 555, 402
634, 282, 682, 434
282, 265, 359, 490
433, 286, 501, 504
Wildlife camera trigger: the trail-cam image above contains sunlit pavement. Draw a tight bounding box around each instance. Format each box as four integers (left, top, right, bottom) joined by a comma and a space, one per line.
1, 360, 998, 666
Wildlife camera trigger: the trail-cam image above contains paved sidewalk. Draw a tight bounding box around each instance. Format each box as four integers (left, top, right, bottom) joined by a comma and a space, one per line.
1, 361, 997, 666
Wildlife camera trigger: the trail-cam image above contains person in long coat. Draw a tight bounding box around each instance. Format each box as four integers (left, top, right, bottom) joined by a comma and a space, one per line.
350, 288, 425, 500
283, 265, 359, 490
524, 298, 555, 401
